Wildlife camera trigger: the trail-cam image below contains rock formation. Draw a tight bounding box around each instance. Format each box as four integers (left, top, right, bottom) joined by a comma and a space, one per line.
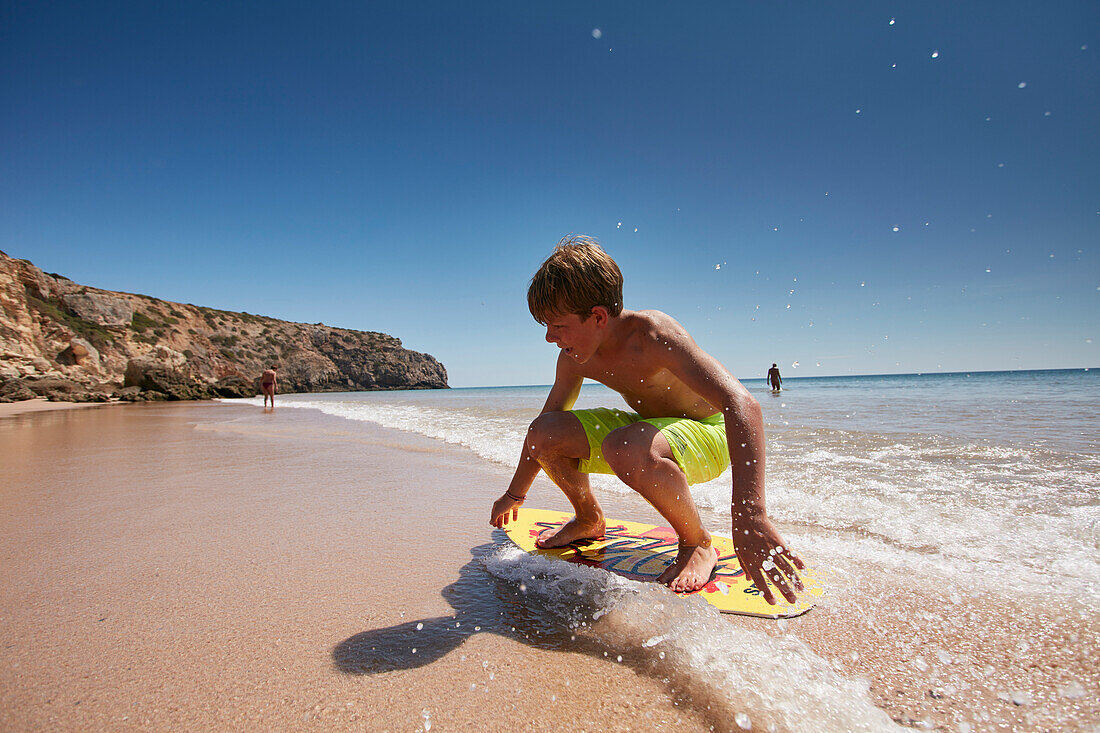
0, 250, 448, 402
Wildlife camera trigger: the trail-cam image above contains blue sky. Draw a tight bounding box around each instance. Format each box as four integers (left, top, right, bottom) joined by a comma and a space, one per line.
2, 1, 1097, 387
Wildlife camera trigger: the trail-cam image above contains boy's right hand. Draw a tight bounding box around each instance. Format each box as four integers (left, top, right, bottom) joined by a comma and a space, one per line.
489, 492, 524, 528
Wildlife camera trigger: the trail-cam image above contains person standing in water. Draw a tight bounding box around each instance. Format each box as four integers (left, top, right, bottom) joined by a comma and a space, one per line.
767, 363, 782, 392
489, 236, 802, 603
260, 365, 278, 408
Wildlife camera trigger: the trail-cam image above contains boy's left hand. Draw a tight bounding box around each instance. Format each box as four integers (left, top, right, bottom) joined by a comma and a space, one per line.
733, 514, 804, 604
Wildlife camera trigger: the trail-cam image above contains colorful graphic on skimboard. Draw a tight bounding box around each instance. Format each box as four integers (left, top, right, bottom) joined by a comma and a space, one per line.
502, 507, 822, 618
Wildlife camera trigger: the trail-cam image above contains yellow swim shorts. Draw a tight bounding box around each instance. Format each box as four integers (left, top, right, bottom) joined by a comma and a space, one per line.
570, 407, 730, 485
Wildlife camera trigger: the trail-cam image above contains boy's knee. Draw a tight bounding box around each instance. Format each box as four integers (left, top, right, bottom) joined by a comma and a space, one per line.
527, 411, 575, 459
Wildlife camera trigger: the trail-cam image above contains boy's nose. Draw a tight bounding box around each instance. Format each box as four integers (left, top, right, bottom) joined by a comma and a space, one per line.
545, 330, 557, 344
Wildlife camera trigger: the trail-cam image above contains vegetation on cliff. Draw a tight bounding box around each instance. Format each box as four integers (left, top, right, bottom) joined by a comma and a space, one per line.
0, 250, 448, 402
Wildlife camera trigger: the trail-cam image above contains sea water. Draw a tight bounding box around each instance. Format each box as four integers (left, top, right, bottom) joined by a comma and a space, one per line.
230, 369, 1098, 601
225, 368, 1098, 730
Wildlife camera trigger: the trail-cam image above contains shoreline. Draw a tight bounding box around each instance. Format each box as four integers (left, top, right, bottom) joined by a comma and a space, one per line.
0, 397, 111, 418
1, 400, 1095, 731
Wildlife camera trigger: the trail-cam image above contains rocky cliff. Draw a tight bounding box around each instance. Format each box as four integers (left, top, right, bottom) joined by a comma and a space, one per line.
0, 250, 448, 402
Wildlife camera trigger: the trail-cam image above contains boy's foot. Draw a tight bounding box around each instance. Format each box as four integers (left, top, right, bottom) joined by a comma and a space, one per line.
656, 545, 719, 593
536, 516, 606, 548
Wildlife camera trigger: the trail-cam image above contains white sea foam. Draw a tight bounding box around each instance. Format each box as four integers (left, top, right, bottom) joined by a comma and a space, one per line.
482, 544, 899, 732
225, 370, 1100, 603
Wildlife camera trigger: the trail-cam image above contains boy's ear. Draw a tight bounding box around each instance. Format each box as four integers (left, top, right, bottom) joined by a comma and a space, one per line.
590, 305, 610, 326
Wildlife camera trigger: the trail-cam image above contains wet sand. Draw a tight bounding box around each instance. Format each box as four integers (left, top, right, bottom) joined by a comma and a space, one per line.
0, 402, 711, 731
1, 402, 1096, 731
0, 397, 107, 418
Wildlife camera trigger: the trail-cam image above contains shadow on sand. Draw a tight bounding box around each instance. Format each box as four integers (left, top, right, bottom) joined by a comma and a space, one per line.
332, 537, 593, 675
332, 535, 781, 731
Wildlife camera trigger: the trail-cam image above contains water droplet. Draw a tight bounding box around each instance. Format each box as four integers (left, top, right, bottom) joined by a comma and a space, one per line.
888, 17, 895, 25
931, 50, 939, 59
735, 711, 752, 729
892, 226, 900, 232
1017, 81, 1027, 89
591, 28, 602, 39
1060, 681, 1086, 699
1011, 690, 1033, 706
416, 622, 424, 630
791, 361, 799, 368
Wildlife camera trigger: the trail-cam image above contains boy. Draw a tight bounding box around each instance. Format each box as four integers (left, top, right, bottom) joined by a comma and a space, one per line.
489, 236, 803, 603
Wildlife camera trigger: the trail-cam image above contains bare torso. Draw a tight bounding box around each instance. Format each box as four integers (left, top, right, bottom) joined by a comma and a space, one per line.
560, 311, 719, 420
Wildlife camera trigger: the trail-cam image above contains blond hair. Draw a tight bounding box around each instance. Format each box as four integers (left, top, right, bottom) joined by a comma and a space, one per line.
527, 235, 624, 324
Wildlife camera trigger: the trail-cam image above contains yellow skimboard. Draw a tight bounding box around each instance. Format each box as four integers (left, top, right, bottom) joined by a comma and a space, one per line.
502, 507, 822, 619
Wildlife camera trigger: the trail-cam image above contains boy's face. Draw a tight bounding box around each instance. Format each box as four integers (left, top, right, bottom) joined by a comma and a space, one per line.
543, 308, 606, 364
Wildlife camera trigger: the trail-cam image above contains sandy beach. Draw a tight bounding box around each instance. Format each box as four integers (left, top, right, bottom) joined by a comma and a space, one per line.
0, 397, 106, 418
1, 402, 716, 731
2, 401, 1096, 731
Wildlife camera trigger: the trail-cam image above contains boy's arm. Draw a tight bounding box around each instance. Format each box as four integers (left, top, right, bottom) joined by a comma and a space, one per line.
489, 354, 583, 529
652, 318, 804, 605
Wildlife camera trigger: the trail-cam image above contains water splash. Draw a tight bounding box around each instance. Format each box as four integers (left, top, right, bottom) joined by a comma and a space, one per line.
481, 545, 898, 732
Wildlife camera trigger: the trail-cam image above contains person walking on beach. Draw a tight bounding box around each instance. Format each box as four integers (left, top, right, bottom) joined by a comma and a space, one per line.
767, 363, 782, 392
489, 236, 803, 604
260, 365, 278, 408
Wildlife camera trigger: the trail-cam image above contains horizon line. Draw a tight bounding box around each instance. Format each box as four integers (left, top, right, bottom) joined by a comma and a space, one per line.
450, 366, 1096, 390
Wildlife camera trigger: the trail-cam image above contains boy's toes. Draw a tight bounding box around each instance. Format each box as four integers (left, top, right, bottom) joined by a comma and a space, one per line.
666, 569, 690, 593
